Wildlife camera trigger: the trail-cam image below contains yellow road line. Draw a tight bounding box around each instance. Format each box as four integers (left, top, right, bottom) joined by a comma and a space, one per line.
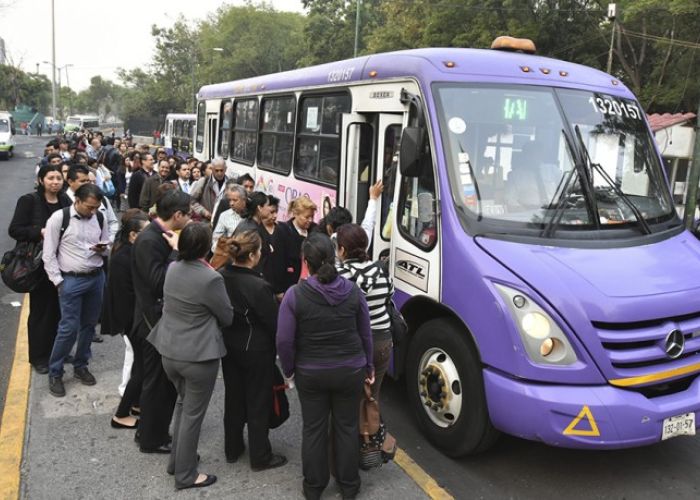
394, 447, 454, 500
0, 295, 31, 500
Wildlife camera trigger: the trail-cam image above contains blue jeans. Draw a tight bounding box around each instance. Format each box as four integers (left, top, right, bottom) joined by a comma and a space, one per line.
48, 271, 105, 377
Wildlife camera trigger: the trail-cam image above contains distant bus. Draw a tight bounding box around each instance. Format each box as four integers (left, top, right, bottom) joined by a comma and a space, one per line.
65, 115, 100, 133
195, 38, 700, 456
163, 113, 196, 155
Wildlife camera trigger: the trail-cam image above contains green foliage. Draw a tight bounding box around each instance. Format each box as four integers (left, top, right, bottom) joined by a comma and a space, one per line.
0, 65, 51, 114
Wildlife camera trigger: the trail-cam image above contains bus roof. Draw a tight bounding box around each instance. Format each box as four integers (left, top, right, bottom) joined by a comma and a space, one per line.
165, 113, 196, 120
197, 47, 631, 100
67, 115, 99, 121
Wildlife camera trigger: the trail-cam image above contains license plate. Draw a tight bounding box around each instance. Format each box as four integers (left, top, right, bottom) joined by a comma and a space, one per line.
661, 413, 696, 440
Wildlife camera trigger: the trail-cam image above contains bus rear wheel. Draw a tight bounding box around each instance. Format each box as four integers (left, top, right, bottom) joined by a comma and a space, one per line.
406, 318, 499, 457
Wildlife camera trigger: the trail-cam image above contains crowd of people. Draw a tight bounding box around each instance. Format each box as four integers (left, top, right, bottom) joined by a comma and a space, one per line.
9, 129, 396, 497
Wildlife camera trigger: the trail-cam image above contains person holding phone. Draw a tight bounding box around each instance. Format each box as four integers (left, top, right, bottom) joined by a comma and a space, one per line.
42, 183, 111, 398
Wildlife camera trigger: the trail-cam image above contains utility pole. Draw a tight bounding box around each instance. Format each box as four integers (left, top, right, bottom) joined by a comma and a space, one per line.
191, 49, 197, 113
606, 3, 617, 74
50, 0, 57, 120
353, 0, 362, 58
683, 102, 700, 229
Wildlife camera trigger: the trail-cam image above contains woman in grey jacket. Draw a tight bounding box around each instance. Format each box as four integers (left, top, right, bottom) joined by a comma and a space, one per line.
147, 223, 234, 490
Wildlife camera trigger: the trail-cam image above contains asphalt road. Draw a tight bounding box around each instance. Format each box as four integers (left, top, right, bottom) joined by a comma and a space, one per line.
0, 135, 42, 424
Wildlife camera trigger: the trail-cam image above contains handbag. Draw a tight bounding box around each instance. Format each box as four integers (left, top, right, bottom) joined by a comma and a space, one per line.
359, 381, 385, 469
386, 298, 408, 346
0, 240, 45, 292
269, 363, 290, 429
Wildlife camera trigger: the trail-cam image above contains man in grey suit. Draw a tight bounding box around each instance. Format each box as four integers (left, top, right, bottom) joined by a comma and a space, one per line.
148, 223, 233, 490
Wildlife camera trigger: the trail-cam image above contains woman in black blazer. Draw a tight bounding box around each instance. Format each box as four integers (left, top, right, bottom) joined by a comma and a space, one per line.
220, 230, 287, 471
9, 164, 72, 374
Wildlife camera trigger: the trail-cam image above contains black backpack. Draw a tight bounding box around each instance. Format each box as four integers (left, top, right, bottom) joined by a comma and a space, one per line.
60, 206, 104, 240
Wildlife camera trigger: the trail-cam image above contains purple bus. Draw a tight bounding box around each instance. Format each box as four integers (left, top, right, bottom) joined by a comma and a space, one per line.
196, 37, 700, 455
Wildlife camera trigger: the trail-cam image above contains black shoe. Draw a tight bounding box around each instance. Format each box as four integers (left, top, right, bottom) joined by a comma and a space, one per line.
33, 363, 49, 375
111, 417, 138, 429
49, 376, 65, 397
64, 354, 74, 364
140, 443, 172, 454
74, 367, 96, 386
130, 406, 141, 416
92, 335, 104, 343
176, 474, 217, 490
226, 447, 245, 464
251, 454, 287, 471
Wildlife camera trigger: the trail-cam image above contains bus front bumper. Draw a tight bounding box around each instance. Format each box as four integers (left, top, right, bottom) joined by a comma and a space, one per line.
483, 368, 700, 449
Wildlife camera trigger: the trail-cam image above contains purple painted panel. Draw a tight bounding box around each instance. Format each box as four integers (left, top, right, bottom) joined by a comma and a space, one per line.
484, 368, 700, 449
197, 48, 632, 100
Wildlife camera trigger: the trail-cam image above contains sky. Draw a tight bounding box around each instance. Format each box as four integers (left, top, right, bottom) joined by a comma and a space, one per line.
0, 0, 306, 91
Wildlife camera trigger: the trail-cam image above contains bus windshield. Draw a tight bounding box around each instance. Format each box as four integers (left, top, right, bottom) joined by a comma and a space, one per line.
435, 84, 676, 237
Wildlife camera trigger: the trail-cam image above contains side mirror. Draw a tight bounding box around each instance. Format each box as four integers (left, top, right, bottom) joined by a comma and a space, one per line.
400, 126, 427, 177
11, 127, 16, 135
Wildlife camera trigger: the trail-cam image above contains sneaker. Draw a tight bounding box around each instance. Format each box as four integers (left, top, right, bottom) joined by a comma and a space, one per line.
74, 367, 96, 386
49, 376, 65, 397
251, 453, 287, 471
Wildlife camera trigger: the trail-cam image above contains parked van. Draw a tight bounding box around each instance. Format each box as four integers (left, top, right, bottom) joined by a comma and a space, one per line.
0, 111, 16, 160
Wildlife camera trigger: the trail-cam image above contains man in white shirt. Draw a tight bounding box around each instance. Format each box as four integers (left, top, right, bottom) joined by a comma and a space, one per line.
175, 161, 191, 194
65, 165, 118, 242
211, 183, 247, 251
43, 183, 111, 397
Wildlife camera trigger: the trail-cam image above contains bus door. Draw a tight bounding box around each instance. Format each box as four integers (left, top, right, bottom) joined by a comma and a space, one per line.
340, 113, 403, 260
388, 119, 441, 301
206, 114, 218, 160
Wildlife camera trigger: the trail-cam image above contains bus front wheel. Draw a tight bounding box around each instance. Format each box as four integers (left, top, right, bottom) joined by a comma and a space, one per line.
406, 318, 499, 456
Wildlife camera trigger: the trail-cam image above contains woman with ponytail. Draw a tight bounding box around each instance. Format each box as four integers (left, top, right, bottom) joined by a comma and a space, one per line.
219, 230, 287, 471
104, 209, 149, 429
276, 232, 373, 500
233, 191, 272, 274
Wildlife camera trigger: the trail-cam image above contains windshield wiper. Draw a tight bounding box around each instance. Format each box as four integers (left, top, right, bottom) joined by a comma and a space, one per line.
541, 130, 586, 238
573, 125, 652, 235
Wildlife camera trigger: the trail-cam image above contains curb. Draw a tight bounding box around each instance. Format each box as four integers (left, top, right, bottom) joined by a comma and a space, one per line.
0, 295, 30, 500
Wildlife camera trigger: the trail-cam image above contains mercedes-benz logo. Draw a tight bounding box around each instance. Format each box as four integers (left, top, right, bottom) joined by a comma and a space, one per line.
664, 329, 685, 359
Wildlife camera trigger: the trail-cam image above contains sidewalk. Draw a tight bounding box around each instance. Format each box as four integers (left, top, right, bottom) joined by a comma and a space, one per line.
18, 331, 429, 499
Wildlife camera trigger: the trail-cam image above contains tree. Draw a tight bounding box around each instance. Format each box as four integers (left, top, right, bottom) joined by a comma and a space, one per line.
301, 0, 384, 65
612, 0, 700, 111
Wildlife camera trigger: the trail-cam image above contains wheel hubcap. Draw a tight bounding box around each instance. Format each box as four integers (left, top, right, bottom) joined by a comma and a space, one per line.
417, 347, 463, 428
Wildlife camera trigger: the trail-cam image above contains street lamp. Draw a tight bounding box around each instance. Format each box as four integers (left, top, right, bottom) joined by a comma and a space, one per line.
42, 62, 73, 117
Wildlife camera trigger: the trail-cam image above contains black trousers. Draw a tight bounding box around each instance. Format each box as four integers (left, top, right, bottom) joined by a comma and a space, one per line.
114, 330, 143, 418
27, 276, 61, 366
296, 366, 365, 499
221, 348, 274, 466
135, 328, 177, 449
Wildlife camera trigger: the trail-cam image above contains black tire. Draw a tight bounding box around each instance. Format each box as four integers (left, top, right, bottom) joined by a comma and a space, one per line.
406, 317, 499, 457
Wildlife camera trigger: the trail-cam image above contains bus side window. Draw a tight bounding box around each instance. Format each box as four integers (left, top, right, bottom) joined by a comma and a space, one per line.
196, 102, 206, 153
232, 99, 258, 165
398, 145, 438, 249
219, 101, 233, 158
295, 93, 350, 186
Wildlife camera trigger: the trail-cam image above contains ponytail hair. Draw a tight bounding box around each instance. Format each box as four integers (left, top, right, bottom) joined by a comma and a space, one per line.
302, 233, 338, 284
227, 230, 262, 264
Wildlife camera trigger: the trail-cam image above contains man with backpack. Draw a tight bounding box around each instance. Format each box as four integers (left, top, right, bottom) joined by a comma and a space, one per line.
42, 183, 110, 397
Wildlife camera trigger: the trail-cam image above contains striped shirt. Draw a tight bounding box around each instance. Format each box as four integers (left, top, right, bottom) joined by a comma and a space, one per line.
337, 259, 394, 332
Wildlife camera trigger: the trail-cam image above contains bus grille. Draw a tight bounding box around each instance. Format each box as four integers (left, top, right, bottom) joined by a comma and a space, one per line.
593, 315, 700, 375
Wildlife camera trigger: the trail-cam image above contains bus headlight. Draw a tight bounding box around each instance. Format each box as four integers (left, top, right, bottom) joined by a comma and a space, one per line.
494, 283, 577, 365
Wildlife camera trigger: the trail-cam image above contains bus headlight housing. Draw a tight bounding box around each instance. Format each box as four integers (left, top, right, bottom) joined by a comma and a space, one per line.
494, 283, 577, 365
